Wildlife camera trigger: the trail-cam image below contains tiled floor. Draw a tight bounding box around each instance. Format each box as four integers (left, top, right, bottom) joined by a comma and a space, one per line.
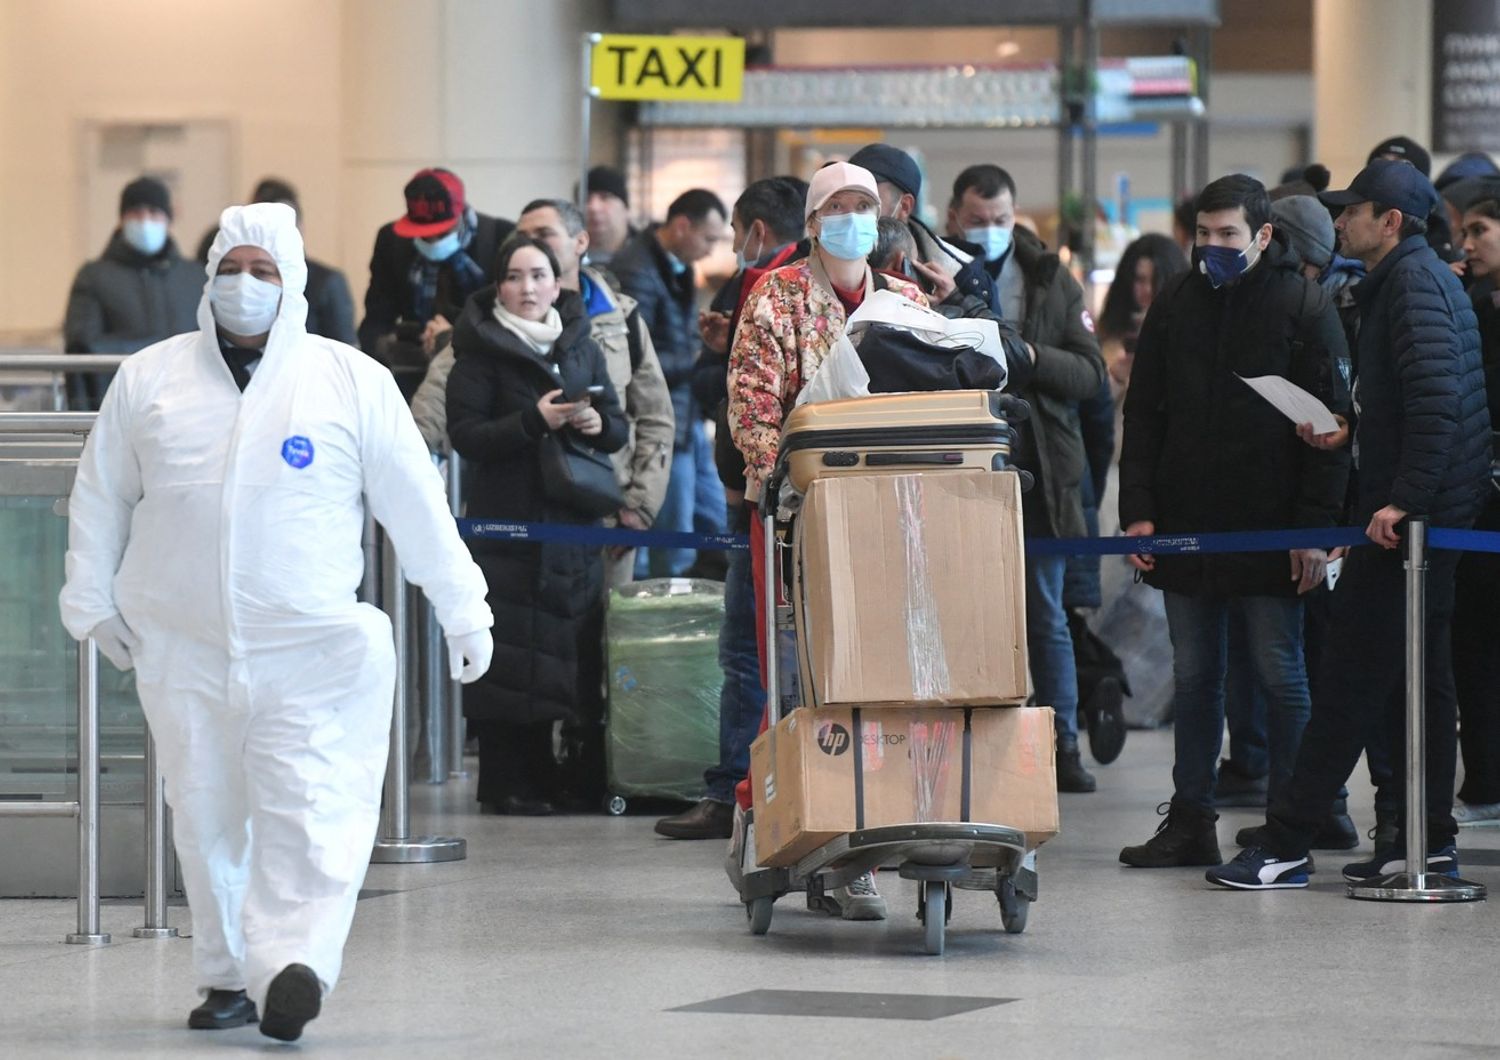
3, 729, 1499, 1058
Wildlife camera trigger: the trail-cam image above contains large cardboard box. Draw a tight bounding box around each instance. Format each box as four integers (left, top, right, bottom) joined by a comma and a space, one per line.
793, 471, 1028, 708
749, 705, 1058, 868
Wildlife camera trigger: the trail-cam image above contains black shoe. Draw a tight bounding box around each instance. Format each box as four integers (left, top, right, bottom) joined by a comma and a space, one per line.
188, 989, 258, 1030
655, 799, 734, 839
1213, 759, 1268, 808
1056, 743, 1097, 793
258, 964, 322, 1043
1083, 676, 1127, 765
482, 795, 556, 816
1120, 800, 1222, 867
1369, 807, 1398, 852
1236, 814, 1356, 852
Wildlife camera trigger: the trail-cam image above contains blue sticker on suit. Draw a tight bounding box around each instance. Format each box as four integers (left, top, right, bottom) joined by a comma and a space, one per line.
281, 435, 314, 469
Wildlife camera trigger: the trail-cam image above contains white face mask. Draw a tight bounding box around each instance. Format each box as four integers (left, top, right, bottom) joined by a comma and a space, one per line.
210, 272, 282, 335
122, 217, 168, 256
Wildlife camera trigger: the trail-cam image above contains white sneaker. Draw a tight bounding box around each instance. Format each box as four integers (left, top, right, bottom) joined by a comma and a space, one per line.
832, 871, 887, 921
1454, 801, 1500, 827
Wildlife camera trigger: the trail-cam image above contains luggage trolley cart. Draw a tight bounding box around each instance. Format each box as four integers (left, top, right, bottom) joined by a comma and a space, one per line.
735, 390, 1038, 955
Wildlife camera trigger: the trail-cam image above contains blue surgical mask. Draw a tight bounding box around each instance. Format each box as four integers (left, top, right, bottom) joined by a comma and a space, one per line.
414, 229, 461, 262
818, 213, 878, 261
964, 225, 1013, 263
122, 217, 168, 256
1194, 243, 1258, 288
735, 231, 764, 272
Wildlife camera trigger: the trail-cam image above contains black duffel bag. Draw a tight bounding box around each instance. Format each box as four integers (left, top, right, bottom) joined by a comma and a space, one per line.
854, 323, 1006, 394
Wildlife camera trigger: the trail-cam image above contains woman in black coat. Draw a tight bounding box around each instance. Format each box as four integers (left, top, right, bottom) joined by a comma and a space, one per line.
447, 236, 627, 814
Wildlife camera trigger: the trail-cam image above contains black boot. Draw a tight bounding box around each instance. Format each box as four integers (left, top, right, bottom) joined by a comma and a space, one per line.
259, 964, 322, 1043
1370, 806, 1399, 852
655, 799, 734, 839
188, 989, 258, 1030
1213, 758, 1268, 808
1236, 800, 1357, 852
1120, 800, 1222, 867
1056, 735, 1097, 793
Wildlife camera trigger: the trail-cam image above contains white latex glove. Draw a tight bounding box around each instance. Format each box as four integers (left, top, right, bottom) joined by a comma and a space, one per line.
446, 628, 494, 684
89, 614, 140, 672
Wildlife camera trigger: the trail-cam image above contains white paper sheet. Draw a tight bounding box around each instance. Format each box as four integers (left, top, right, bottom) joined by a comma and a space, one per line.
1235, 374, 1340, 434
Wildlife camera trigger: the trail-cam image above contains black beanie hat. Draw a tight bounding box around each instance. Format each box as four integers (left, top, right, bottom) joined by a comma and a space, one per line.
119, 176, 172, 219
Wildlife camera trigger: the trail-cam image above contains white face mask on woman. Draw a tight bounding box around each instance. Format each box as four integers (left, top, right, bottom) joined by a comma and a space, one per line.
210, 273, 282, 335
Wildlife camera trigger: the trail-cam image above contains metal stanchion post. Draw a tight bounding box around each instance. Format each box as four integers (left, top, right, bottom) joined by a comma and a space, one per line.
446, 453, 469, 781
1348, 518, 1485, 903
133, 731, 178, 938
423, 596, 447, 785
66, 637, 110, 945
359, 508, 379, 605
371, 532, 466, 864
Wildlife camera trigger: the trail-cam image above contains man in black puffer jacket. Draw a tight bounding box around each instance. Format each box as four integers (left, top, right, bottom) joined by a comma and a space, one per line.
1118, 174, 1351, 869
1209, 160, 1492, 892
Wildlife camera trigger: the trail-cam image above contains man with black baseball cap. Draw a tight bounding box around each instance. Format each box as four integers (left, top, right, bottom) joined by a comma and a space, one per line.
357, 167, 512, 397
64, 175, 202, 409
1208, 158, 1492, 891
1367, 134, 1432, 178
847, 143, 998, 311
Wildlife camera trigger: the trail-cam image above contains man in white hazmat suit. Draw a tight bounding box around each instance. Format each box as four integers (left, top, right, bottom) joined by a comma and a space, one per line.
58, 203, 494, 1043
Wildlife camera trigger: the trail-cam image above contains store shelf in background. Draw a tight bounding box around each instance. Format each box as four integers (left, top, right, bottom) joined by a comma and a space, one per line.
639, 58, 1202, 129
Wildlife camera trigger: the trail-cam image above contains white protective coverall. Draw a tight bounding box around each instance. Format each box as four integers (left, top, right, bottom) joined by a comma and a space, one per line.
59, 203, 492, 1009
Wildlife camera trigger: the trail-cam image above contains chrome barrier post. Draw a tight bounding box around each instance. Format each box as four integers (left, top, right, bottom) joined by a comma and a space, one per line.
359, 508, 379, 605
371, 532, 465, 864
133, 731, 178, 938
423, 595, 447, 785
446, 453, 469, 780
1348, 518, 1485, 903
66, 637, 110, 945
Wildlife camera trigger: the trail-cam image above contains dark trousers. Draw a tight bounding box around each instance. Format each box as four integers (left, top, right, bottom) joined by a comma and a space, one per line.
474, 720, 557, 805
1454, 544, 1500, 804
1265, 545, 1461, 857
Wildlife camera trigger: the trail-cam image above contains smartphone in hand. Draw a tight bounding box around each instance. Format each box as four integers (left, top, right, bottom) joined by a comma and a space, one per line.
553, 384, 605, 404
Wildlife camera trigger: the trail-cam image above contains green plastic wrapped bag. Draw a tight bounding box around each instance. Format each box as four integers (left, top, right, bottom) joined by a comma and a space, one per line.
605, 578, 724, 805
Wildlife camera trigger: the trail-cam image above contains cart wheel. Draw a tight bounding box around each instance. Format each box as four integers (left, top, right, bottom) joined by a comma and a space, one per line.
604, 795, 627, 816
923, 881, 946, 956
747, 896, 774, 936
998, 880, 1030, 934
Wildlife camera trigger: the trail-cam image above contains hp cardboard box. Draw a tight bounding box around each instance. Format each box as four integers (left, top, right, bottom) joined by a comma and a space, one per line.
793, 470, 1028, 708
749, 705, 1058, 868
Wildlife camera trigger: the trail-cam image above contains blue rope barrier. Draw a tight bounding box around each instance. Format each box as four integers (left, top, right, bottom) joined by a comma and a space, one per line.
458, 519, 1500, 556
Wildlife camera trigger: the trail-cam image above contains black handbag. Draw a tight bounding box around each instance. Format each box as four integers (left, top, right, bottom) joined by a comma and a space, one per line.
538, 430, 624, 518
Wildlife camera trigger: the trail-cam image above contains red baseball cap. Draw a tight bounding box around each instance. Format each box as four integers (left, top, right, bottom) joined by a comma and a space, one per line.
393, 168, 465, 239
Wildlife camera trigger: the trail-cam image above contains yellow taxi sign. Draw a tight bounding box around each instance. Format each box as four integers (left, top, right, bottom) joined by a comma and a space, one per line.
590, 34, 745, 102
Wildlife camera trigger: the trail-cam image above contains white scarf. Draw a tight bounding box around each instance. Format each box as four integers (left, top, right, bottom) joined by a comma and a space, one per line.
492, 302, 563, 355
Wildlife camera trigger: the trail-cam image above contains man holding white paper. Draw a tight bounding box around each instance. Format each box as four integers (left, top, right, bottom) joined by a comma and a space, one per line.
1210, 159, 1491, 891
1117, 173, 1351, 869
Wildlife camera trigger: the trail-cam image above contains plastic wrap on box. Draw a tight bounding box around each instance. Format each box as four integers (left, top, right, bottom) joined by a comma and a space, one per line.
606, 578, 724, 801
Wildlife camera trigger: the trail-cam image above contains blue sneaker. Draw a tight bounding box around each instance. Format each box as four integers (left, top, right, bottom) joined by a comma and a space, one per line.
1341, 845, 1459, 883
1205, 847, 1311, 890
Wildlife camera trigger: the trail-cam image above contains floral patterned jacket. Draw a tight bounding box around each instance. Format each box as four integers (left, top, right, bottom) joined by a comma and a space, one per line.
728, 256, 927, 500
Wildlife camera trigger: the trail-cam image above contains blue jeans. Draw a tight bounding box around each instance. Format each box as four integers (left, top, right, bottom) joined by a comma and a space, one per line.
1026, 554, 1080, 740
703, 537, 765, 803
1164, 593, 1310, 812
636, 422, 721, 578
1223, 608, 1269, 778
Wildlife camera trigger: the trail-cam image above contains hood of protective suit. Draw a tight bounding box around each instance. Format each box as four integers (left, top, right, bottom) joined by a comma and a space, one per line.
199, 203, 310, 369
